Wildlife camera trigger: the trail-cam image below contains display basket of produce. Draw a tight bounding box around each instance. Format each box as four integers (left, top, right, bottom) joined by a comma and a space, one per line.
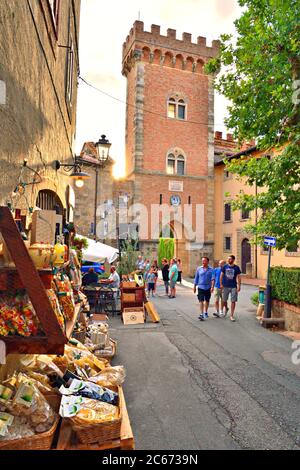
62, 385, 122, 445
0, 416, 60, 451
94, 339, 117, 362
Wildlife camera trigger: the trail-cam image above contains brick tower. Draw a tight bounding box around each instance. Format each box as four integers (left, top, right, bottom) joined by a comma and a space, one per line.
122, 21, 220, 275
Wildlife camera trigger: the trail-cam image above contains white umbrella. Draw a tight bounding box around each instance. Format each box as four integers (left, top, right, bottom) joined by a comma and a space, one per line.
77, 235, 119, 264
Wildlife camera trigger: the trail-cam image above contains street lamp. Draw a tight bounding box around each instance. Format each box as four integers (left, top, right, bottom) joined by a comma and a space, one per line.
55, 160, 90, 188
92, 135, 112, 239
95, 135, 111, 164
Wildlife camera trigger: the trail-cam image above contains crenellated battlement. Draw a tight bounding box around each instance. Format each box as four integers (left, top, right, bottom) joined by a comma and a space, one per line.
122, 21, 220, 76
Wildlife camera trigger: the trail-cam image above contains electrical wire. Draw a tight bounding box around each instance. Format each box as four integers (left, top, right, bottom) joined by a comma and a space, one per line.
79, 76, 226, 128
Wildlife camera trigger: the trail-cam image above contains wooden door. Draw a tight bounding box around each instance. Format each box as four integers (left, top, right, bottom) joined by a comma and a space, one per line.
241, 238, 251, 273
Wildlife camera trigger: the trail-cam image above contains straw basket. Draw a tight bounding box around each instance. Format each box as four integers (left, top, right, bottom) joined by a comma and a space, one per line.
71, 386, 122, 445
0, 417, 59, 450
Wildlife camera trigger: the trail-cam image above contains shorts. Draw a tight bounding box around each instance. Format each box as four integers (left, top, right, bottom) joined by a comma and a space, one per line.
148, 283, 155, 292
214, 287, 222, 301
197, 288, 211, 302
223, 287, 238, 302
170, 279, 177, 289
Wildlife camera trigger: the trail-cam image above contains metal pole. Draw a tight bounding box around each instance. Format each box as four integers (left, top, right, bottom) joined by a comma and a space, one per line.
265, 245, 272, 318
94, 166, 98, 239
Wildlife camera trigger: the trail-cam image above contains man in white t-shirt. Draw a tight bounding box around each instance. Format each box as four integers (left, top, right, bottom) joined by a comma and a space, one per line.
107, 266, 120, 289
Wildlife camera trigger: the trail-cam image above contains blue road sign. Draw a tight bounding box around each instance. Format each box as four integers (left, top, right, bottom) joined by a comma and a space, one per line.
264, 236, 276, 247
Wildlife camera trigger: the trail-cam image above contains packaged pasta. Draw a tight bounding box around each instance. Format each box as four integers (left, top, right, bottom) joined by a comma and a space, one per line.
88, 366, 126, 388
59, 379, 118, 406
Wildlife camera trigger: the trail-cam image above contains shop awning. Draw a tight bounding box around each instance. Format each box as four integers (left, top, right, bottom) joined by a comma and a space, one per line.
77, 235, 119, 264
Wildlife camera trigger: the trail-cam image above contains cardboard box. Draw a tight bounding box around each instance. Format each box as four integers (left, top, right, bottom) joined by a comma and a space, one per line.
31, 210, 57, 244
123, 308, 145, 325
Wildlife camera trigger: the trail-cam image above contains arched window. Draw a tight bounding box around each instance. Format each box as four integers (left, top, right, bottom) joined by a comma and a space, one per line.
167, 154, 176, 175
167, 153, 185, 176
176, 155, 185, 175
167, 97, 186, 120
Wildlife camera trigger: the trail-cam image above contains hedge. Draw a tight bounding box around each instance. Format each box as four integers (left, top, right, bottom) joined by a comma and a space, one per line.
158, 238, 175, 267
270, 267, 300, 307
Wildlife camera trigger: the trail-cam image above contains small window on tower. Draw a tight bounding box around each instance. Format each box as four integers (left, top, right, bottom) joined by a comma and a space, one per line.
167, 97, 187, 120
177, 156, 185, 175
167, 155, 175, 175
178, 100, 186, 120
168, 98, 176, 119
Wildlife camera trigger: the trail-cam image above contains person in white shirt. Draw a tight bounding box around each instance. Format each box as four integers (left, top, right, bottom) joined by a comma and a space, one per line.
107, 266, 120, 289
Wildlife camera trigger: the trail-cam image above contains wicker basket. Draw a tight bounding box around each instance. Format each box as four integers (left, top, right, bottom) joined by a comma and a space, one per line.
71, 386, 122, 445
72, 328, 86, 343
0, 416, 59, 451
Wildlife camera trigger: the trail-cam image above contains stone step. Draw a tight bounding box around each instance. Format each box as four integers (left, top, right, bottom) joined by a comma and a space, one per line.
260, 317, 285, 329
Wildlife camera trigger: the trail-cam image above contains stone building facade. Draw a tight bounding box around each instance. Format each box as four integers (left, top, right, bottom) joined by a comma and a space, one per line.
121, 21, 220, 276
73, 141, 115, 242
214, 138, 300, 279
0, 0, 80, 222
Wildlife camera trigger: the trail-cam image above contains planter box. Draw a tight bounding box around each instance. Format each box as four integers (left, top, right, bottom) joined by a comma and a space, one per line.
272, 299, 300, 332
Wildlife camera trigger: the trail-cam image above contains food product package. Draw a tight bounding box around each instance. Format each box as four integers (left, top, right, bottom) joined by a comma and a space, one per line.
46, 289, 65, 331
87, 366, 126, 388
59, 395, 118, 424
7, 379, 57, 433
59, 379, 118, 406
54, 275, 75, 321
0, 294, 40, 337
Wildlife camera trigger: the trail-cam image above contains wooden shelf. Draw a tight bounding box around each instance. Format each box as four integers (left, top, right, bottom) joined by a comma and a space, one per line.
65, 303, 82, 339
0, 207, 71, 355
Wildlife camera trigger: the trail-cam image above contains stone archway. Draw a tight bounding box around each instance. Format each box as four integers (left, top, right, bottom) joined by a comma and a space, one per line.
170, 219, 190, 276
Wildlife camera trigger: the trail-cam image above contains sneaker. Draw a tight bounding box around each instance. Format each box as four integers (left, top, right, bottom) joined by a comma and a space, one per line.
198, 314, 205, 321
213, 312, 220, 318
204, 313, 209, 319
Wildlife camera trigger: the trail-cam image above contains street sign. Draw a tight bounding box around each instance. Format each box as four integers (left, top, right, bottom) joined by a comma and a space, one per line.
264, 236, 276, 247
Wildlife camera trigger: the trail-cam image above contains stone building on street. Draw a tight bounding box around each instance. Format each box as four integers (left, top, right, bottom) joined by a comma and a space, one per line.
0, 0, 81, 224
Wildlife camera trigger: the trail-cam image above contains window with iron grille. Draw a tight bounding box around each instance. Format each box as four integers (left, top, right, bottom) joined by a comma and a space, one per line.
224, 236, 232, 251
224, 203, 231, 222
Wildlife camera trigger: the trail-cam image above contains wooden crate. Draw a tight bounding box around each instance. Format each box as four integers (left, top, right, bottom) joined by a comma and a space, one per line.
122, 307, 145, 325
122, 293, 136, 303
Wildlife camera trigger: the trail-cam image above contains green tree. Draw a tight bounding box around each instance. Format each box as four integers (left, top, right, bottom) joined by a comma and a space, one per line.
206, 0, 300, 250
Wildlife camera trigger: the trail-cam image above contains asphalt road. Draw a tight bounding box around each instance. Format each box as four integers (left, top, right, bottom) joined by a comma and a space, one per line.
110, 281, 300, 450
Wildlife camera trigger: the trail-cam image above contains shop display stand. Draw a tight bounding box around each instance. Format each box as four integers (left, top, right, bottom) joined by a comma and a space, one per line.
55, 387, 135, 450
0, 206, 80, 354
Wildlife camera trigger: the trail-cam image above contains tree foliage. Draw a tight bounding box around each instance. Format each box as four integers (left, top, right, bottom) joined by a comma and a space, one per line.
206, 0, 300, 249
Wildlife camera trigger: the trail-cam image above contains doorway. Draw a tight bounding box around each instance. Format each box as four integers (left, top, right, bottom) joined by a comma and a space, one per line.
241, 238, 251, 273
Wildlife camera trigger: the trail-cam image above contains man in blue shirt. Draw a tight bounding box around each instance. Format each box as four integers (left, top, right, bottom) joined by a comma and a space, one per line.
220, 255, 242, 322
193, 257, 215, 321
213, 260, 226, 318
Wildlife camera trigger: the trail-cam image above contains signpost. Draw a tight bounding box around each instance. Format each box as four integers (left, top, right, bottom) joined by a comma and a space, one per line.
264, 236, 276, 318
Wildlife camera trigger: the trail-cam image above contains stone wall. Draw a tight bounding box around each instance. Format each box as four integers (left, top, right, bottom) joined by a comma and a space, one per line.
0, 0, 80, 214
272, 300, 300, 332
